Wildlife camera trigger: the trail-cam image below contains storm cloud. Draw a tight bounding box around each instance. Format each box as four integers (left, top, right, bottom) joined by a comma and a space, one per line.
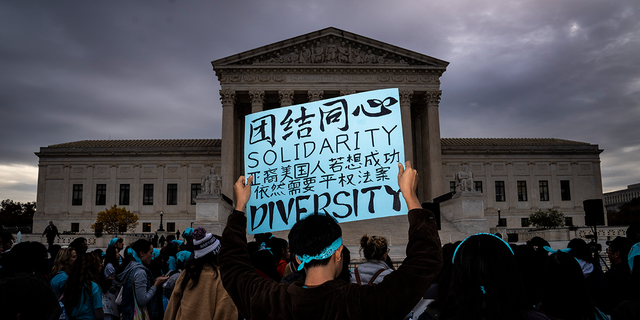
1, 0, 639, 202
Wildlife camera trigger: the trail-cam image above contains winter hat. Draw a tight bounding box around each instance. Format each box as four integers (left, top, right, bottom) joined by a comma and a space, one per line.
193, 227, 220, 259
183, 228, 194, 238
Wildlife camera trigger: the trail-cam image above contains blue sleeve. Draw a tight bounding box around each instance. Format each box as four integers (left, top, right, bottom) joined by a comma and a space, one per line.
92, 282, 103, 308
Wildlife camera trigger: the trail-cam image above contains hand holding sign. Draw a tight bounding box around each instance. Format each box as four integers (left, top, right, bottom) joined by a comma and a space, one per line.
234, 175, 254, 212
398, 161, 421, 211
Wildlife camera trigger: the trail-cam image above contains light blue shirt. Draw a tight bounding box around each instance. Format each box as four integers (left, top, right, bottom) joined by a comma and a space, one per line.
50, 271, 68, 299
68, 281, 103, 320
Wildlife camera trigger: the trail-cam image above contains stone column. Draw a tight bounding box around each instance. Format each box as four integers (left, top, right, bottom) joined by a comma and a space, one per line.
109, 164, 117, 206
399, 90, 414, 164
220, 89, 236, 201
85, 165, 94, 214
308, 89, 323, 102
278, 90, 294, 107
424, 90, 443, 200
249, 90, 265, 114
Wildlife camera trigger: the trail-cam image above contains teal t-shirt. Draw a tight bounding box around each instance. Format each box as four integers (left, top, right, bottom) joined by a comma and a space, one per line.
50, 271, 68, 299
68, 281, 103, 320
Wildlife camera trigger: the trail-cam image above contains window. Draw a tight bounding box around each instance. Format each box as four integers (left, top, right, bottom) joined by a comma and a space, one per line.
521, 218, 530, 227
167, 184, 178, 205
118, 224, 127, 233
517, 181, 527, 201
143, 184, 154, 205
119, 184, 130, 206
191, 183, 201, 205
450, 181, 456, 193
539, 181, 549, 201
561, 180, 571, 201
96, 184, 106, 206
72, 184, 83, 206
71, 223, 79, 232
565, 217, 573, 227
495, 181, 505, 202
474, 181, 483, 193
142, 223, 151, 232
167, 222, 176, 232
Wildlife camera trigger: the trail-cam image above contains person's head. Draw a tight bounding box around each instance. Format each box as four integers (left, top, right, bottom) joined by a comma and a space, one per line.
289, 214, 343, 278
181, 227, 222, 291
0, 274, 60, 320
1, 232, 14, 251
268, 237, 290, 262
63, 252, 101, 306
3, 242, 48, 277
540, 251, 595, 319
49, 221, 54, 226
527, 236, 550, 253
51, 247, 77, 274
104, 245, 119, 269
69, 237, 88, 255
359, 234, 389, 261
108, 237, 124, 251
443, 233, 527, 320
606, 236, 633, 266
567, 238, 593, 263
120, 239, 153, 269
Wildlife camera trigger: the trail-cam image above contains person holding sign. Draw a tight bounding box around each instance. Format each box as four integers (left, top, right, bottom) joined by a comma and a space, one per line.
219, 161, 442, 320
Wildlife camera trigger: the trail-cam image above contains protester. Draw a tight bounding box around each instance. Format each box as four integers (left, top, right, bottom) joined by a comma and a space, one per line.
0, 274, 61, 320
115, 239, 168, 320
1, 231, 14, 253
164, 227, 237, 320
42, 220, 61, 247
103, 245, 120, 320
612, 243, 640, 319
50, 247, 78, 298
62, 253, 104, 320
351, 234, 393, 285
599, 236, 634, 314
538, 249, 607, 320
220, 161, 443, 320
70, 237, 89, 256
425, 234, 548, 320
567, 238, 604, 306
2, 241, 49, 278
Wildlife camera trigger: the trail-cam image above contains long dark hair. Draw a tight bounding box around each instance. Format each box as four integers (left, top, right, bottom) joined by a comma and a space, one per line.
539, 251, 597, 320
441, 234, 529, 320
116, 239, 152, 275
63, 253, 101, 309
104, 246, 120, 270
180, 235, 221, 291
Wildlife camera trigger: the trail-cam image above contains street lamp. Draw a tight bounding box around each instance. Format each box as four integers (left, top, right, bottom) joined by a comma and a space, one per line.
158, 211, 165, 231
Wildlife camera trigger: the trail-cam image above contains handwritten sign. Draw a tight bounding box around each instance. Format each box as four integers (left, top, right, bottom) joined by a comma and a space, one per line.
244, 88, 407, 234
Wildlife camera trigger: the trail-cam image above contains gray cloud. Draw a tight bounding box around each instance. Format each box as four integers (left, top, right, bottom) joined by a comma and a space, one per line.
1, 0, 639, 201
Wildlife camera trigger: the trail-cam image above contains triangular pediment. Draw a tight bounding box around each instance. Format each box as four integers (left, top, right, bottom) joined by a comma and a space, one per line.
212, 27, 449, 68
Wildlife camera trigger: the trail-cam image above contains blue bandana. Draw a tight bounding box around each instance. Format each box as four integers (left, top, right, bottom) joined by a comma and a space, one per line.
172, 240, 184, 246
183, 228, 194, 237
108, 238, 120, 248
127, 247, 142, 263
544, 246, 580, 265
152, 248, 161, 260
629, 243, 640, 271
296, 237, 343, 271
177, 251, 192, 263
452, 233, 514, 264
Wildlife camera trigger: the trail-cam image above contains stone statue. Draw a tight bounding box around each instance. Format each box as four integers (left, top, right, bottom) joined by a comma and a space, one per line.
338, 42, 350, 63
201, 167, 222, 197
313, 42, 324, 63
455, 165, 475, 192
326, 38, 337, 63
300, 46, 312, 64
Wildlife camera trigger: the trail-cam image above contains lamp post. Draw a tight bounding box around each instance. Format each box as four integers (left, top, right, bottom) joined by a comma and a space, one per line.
158, 211, 165, 231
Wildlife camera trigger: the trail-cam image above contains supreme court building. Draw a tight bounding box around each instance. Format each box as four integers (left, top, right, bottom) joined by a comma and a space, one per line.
33, 28, 605, 248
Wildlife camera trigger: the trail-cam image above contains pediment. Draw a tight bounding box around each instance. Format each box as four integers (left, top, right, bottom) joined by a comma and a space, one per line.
212, 27, 449, 68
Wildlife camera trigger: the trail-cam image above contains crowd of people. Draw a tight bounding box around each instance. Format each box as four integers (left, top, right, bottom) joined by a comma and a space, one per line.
1, 161, 639, 320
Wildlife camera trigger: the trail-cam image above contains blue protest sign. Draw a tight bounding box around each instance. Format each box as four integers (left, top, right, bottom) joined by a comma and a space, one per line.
244, 88, 406, 234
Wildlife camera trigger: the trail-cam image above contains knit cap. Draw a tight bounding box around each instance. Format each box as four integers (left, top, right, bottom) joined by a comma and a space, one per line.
192, 227, 221, 259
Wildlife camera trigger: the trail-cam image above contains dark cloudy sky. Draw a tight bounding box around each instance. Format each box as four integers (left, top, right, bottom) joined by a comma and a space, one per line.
1, 0, 639, 203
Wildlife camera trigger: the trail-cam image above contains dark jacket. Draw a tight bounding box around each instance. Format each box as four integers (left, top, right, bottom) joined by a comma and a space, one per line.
600, 262, 632, 315
219, 208, 442, 320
